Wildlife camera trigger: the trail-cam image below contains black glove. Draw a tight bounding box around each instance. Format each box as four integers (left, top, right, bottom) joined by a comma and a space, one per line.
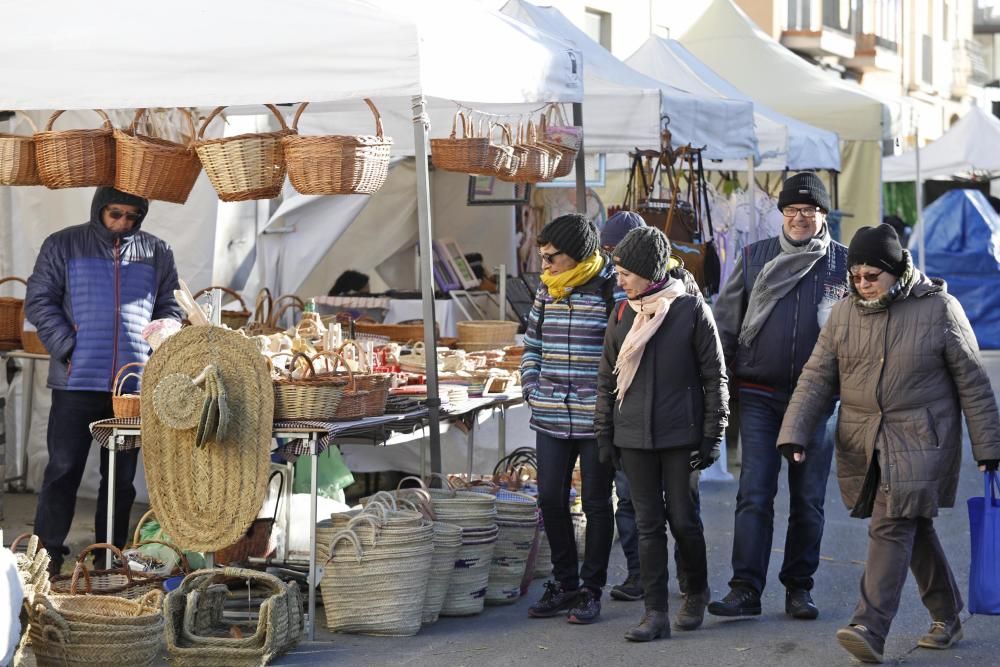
598, 438, 621, 471
690, 437, 722, 471
779, 443, 805, 464
979, 459, 1000, 472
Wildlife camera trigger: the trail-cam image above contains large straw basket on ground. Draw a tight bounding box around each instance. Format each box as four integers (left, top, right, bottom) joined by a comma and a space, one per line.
34, 109, 115, 189
422, 522, 463, 625
457, 320, 517, 352
283, 99, 392, 195
195, 105, 293, 202
140, 326, 274, 552
0, 112, 40, 185
114, 108, 202, 204
0, 276, 26, 351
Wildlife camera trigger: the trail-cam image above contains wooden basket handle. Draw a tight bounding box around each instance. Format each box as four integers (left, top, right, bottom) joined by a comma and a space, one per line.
253, 288, 273, 324
196, 104, 288, 140
290, 98, 383, 138
192, 286, 249, 312
43, 109, 112, 132
128, 108, 197, 148
311, 350, 356, 392
0, 276, 27, 294
12, 112, 39, 134
113, 362, 145, 397
336, 340, 369, 372
131, 508, 157, 546
269, 295, 305, 327
8, 532, 37, 553
69, 543, 133, 594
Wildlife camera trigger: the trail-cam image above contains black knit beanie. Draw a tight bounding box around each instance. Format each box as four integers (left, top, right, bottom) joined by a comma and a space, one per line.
613, 226, 671, 283
538, 214, 599, 262
777, 172, 832, 213
848, 224, 905, 276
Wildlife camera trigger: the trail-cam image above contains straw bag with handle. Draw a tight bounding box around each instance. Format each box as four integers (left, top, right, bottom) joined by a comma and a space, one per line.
34, 109, 115, 189
0, 111, 41, 185
538, 111, 577, 179
0, 276, 26, 351
283, 99, 393, 195
112, 362, 144, 419
194, 104, 293, 202
114, 108, 202, 204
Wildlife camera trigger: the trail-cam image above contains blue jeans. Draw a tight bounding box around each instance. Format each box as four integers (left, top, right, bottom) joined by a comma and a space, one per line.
729, 390, 834, 595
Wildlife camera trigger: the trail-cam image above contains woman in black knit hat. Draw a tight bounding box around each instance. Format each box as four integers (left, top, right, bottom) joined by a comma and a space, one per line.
594, 226, 729, 641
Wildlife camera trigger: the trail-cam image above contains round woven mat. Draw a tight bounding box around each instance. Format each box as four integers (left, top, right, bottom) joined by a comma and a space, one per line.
140, 326, 274, 552
152, 373, 205, 430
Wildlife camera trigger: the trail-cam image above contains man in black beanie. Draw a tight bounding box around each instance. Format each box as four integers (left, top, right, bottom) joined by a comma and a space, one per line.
709, 173, 849, 620
25, 187, 182, 574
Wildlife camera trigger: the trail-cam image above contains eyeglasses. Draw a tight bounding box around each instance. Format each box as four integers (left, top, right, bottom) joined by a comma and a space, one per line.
850, 269, 884, 285
105, 208, 141, 223
781, 206, 818, 218
539, 250, 565, 264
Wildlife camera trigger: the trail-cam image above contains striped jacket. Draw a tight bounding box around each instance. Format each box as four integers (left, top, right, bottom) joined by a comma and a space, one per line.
520, 259, 618, 439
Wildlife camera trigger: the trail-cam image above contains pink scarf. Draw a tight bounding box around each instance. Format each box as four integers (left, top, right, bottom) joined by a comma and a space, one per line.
613, 279, 687, 406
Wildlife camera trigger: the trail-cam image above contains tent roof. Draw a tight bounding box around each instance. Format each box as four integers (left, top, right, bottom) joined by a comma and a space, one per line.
627, 36, 841, 172
0, 0, 584, 111
883, 106, 1000, 182
502, 1, 758, 161
681, 0, 889, 142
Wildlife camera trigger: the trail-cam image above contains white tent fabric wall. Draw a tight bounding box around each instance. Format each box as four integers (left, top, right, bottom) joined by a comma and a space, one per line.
883, 106, 1000, 182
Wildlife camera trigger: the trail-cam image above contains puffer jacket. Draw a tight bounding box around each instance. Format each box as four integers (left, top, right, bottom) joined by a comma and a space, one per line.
520, 258, 618, 439
777, 254, 1000, 518
24, 191, 182, 392
594, 289, 729, 451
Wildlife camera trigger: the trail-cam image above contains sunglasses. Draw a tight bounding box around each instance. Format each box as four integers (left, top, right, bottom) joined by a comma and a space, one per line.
850, 269, 884, 285
539, 250, 565, 264
106, 208, 142, 223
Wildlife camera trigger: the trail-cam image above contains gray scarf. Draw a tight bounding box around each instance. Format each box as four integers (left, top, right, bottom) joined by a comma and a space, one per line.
738, 226, 832, 347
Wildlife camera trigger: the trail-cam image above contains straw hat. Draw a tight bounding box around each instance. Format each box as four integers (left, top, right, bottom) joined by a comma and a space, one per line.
140, 326, 274, 552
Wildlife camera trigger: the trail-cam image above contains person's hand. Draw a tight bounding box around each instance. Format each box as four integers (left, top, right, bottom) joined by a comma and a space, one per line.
779, 443, 806, 464
598, 438, 620, 471
978, 459, 999, 472
690, 437, 722, 470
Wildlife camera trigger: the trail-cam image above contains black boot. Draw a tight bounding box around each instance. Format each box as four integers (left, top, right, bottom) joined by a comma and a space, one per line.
528, 581, 580, 618
625, 610, 670, 642
785, 588, 819, 620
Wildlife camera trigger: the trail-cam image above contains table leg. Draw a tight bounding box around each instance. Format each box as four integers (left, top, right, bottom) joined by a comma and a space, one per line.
467, 414, 476, 479
308, 435, 318, 640
497, 404, 507, 462
283, 461, 293, 563
14, 358, 35, 492
106, 434, 119, 570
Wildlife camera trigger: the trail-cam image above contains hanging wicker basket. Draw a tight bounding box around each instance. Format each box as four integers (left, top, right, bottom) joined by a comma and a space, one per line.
192, 285, 251, 329
430, 110, 490, 174
34, 109, 115, 189
114, 108, 202, 204
0, 112, 41, 185
112, 362, 144, 419
194, 104, 293, 202
0, 276, 26, 351
283, 99, 393, 195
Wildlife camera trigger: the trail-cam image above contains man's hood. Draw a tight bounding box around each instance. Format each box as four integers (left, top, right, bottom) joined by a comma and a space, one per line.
89, 187, 149, 242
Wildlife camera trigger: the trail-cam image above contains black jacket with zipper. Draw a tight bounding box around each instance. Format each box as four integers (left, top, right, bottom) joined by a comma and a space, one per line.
595, 291, 729, 452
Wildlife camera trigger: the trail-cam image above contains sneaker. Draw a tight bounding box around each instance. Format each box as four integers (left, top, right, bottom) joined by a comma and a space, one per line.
707, 587, 761, 617
785, 588, 819, 620
528, 581, 580, 618
625, 609, 670, 642
917, 617, 963, 650
836, 624, 884, 664
674, 588, 710, 631
610, 573, 644, 601
567, 586, 602, 624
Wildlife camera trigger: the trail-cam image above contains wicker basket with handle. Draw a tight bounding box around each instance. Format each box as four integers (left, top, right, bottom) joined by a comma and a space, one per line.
310, 351, 370, 421
194, 104, 293, 202
271, 352, 346, 421
538, 113, 577, 179
112, 362, 144, 419
0, 112, 41, 185
192, 286, 251, 329
0, 276, 26, 351
430, 110, 490, 174
49, 543, 162, 599
34, 109, 115, 189
284, 99, 393, 195
114, 108, 202, 204
330, 342, 391, 417
457, 320, 518, 351
497, 120, 561, 184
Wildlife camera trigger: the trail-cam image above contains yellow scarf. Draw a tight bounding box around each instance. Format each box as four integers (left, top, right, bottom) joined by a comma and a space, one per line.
540, 251, 605, 300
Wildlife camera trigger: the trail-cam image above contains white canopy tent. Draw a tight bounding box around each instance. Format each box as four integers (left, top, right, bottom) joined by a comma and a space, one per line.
0, 0, 586, 484
626, 36, 841, 172
883, 106, 1000, 182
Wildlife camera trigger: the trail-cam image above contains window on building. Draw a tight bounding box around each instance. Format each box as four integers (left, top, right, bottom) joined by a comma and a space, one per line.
923, 33, 934, 84
861, 0, 900, 50
788, 0, 812, 30
584, 8, 612, 51
823, 0, 855, 34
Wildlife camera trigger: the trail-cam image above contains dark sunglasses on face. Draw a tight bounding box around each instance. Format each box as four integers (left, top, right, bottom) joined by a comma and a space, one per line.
106, 208, 141, 223
539, 250, 565, 264
850, 269, 884, 285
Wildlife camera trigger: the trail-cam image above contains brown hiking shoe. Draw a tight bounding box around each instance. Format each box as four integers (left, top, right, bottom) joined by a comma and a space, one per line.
674, 588, 710, 631
625, 610, 670, 642
836, 624, 884, 664
917, 617, 963, 650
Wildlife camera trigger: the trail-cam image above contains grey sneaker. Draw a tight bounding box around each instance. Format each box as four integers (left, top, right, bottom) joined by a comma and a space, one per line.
917, 617, 963, 650
836, 624, 884, 664
610, 573, 644, 601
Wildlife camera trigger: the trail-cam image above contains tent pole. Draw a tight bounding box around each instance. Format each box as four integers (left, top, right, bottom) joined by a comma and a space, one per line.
573, 103, 586, 213
412, 95, 442, 475
915, 121, 925, 273
747, 157, 756, 236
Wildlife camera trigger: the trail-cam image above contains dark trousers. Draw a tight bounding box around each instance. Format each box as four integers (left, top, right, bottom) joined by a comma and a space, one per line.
620, 447, 708, 612
536, 432, 615, 592
34, 390, 139, 562
615, 468, 701, 593
730, 390, 834, 594
851, 484, 963, 640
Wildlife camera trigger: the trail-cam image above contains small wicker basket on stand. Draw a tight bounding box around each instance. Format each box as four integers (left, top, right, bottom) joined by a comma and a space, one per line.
113, 362, 144, 419
34, 109, 115, 189
0, 112, 41, 185
114, 108, 202, 204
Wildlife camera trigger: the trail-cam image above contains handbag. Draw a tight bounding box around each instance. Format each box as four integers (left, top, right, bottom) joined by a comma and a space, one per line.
214, 470, 284, 565
968, 471, 1000, 614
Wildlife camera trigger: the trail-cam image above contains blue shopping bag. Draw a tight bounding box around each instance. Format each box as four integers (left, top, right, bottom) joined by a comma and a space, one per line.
968, 471, 1000, 614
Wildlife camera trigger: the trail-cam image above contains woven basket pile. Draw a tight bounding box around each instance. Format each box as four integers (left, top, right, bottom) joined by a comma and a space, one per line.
11, 533, 52, 599
163, 568, 302, 667
49, 543, 164, 600
28, 590, 165, 667
471, 488, 539, 605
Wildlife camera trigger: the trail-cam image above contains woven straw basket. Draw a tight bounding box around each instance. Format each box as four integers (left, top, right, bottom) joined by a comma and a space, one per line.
195, 104, 293, 202
0, 112, 41, 185
271, 352, 346, 421
0, 276, 26, 351
114, 108, 202, 204
457, 320, 518, 352
283, 99, 393, 195
34, 109, 115, 189
430, 111, 490, 174
49, 544, 162, 599
112, 362, 144, 419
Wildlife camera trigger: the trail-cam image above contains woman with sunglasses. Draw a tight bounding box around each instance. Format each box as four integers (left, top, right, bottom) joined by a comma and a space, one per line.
594, 226, 729, 641
778, 224, 1000, 663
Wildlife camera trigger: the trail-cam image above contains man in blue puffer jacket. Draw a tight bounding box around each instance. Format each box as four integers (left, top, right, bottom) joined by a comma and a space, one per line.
25, 187, 182, 575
